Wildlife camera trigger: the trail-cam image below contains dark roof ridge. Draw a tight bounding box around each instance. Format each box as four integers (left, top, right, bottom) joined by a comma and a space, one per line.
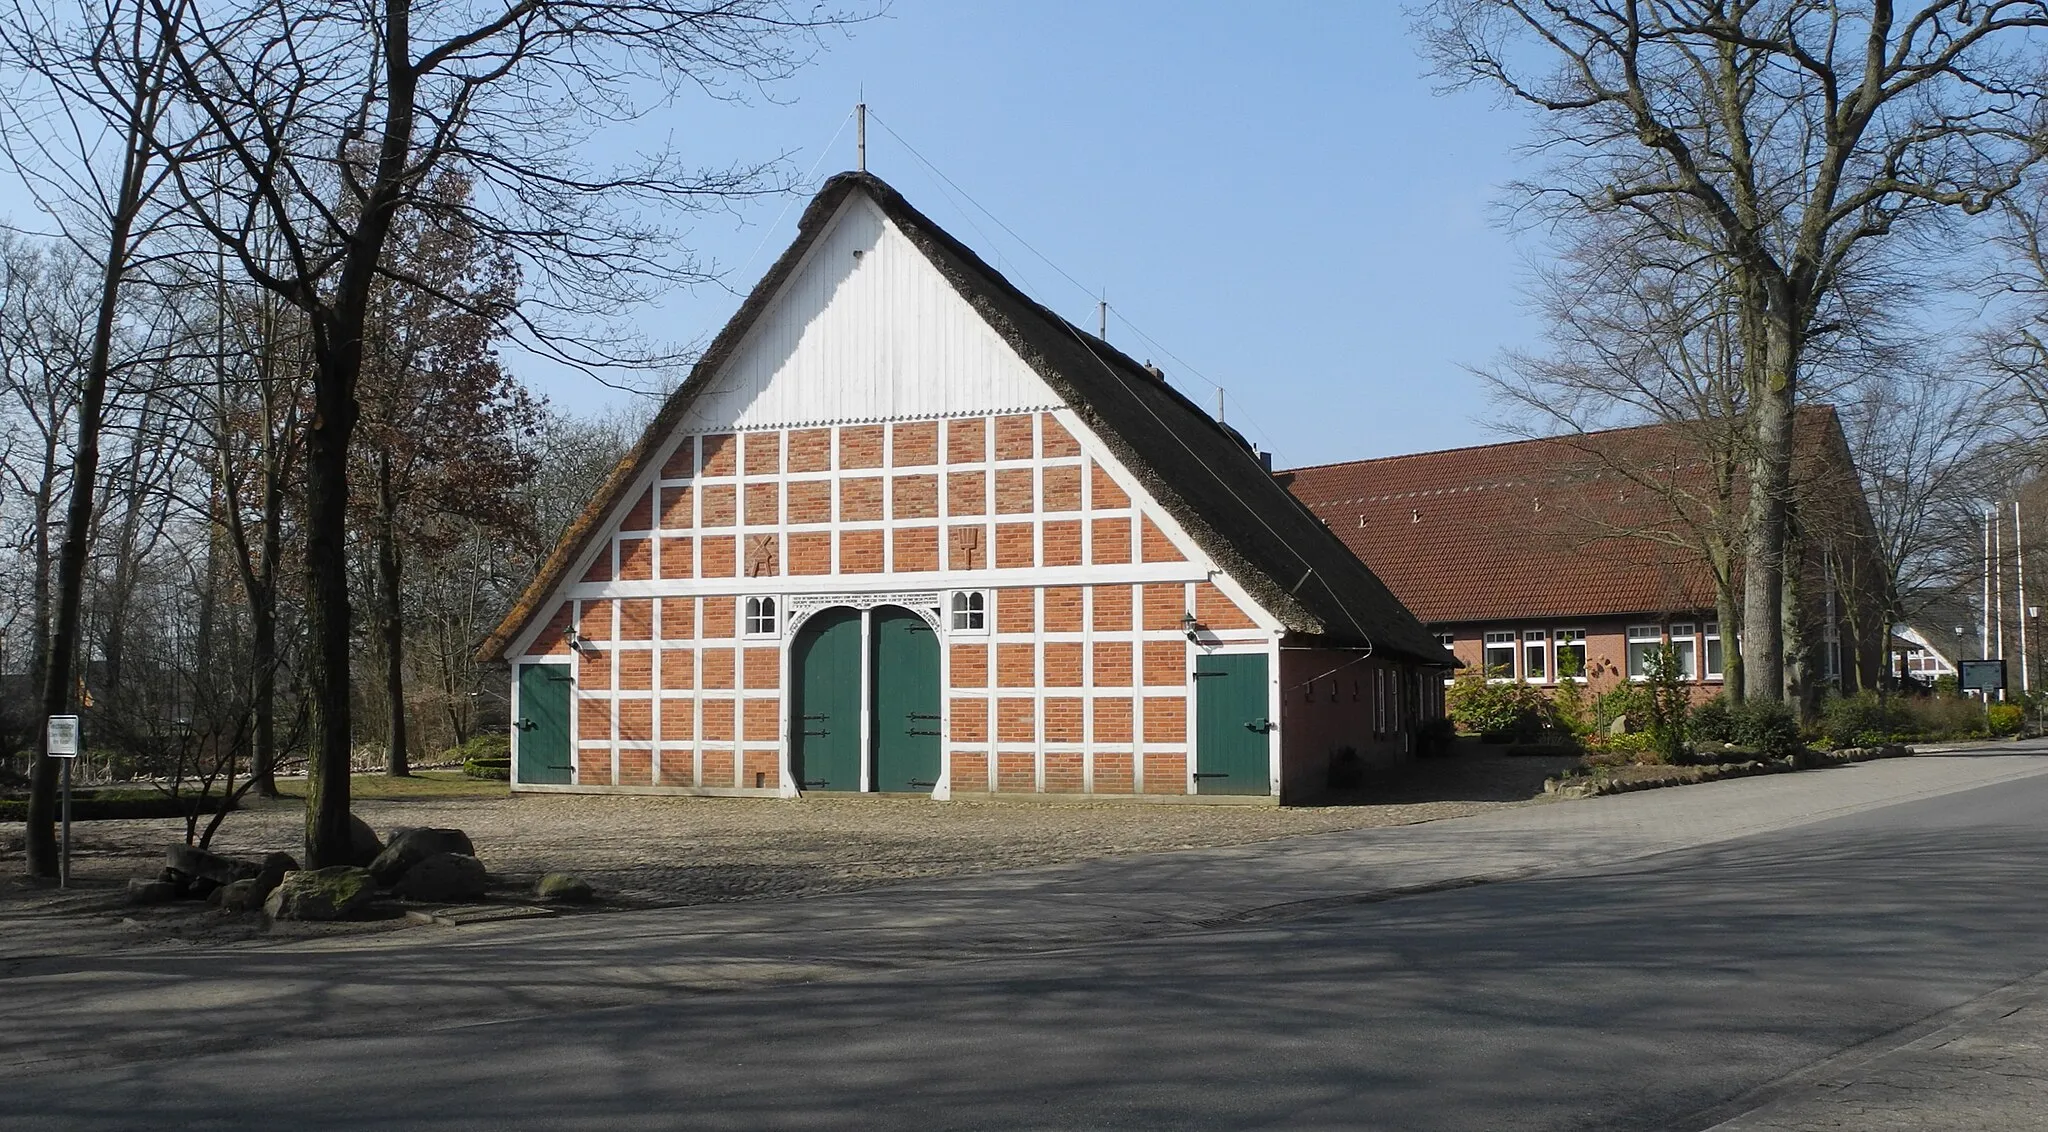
1281, 404, 1840, 475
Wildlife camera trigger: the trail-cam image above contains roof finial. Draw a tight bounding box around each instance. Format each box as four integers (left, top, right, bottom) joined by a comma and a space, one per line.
856, 101, 867, 172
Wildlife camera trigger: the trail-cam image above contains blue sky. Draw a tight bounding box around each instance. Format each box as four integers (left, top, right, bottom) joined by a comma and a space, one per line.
550, 1, 1549, 468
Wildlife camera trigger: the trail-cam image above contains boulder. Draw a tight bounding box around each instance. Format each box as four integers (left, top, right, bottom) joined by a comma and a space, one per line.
214, 878, 261, 913
250, 852, 299, 906
534, 873, 595, 904
393, 852, 488, 903
264, 866, 377, 921
370, 827, 476, 886
346, 815, 383, 867
127, 877, 178, 905
165, 844, 261, 887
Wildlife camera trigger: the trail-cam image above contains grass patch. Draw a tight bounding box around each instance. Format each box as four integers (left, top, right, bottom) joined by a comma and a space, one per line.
274, 770, 509, 801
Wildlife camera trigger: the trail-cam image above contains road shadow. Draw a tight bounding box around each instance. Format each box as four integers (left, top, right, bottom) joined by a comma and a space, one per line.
14, 787, 2048, 1132
1323, 745, 1578, 806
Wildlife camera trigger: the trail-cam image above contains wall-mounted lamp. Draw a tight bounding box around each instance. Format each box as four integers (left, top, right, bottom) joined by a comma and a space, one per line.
1181, 612, 1202, 642
567, 629, 595, 654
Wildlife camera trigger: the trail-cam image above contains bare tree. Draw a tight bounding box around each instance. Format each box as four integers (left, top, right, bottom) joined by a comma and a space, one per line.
1419, 0, 2048, 702
0, 0, 184, 877
144, 0, 861, 865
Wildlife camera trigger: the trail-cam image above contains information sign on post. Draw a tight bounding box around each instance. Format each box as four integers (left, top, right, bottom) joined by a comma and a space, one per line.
1958, 660, 2007, 693
46, 715, 79, 889
46, 714, 80, 757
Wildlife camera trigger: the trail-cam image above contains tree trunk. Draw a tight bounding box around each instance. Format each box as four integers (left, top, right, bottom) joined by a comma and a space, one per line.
377, 454, 409, 777
1781, 505, 1810, 715
247, 595, 279, 797
301, 319, 362, 868
25, 246, 125, 879
1740, 316, 1798, 705
1716, 576, 1743, 703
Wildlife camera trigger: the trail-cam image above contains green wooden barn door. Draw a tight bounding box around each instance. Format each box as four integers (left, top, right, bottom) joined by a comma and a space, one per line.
515, 663, 573, 785
1194, 652, 1272, 795
792, 607, 863, 791
870, 606, 942, 793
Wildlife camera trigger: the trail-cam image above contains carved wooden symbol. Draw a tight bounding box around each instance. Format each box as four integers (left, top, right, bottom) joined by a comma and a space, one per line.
745, 534, 777, 578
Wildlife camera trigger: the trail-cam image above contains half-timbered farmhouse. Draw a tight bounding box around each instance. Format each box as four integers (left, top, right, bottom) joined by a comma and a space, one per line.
480, 171, 1453, 803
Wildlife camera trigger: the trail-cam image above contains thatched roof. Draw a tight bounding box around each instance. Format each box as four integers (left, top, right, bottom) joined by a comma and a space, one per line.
481, 172, 1449, 666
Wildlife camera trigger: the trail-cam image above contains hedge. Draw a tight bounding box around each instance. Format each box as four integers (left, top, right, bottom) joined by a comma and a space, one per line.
0, 791, 236, 822
463, 757, 511, 781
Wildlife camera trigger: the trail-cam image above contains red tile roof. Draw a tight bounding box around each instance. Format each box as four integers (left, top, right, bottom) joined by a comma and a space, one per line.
1279, 411, 1847, 625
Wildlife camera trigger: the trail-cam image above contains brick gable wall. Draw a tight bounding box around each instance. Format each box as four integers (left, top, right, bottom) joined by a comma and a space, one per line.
512, 410, 1273, 796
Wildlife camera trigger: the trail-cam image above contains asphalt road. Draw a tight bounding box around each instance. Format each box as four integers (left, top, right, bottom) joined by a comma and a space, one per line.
13, 753, 2048, 1131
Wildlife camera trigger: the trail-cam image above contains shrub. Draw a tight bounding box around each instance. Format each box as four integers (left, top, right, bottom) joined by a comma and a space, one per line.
1691, 695, 1735, 743
1641, 645, 1691, 764
0, 791, 235, 822
1415, 717, 1457, 758
1552, 650, 1587, 734
1900, 694, 1989, 740
1818, 691, 1907, 749
1590, 684, 1651, 735
463, 756, 512, 781
1445, 674, 1555, 742
444, 733, 511, 763
1932, 674, 1960, 698
1987, 703, 2024, 736
1729, 699, 1803, 759
1581, 730, 1656, 760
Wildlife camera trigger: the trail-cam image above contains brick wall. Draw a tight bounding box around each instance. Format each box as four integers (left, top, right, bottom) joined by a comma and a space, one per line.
1439, 614, 1730, 704
516, 410, 1276, 796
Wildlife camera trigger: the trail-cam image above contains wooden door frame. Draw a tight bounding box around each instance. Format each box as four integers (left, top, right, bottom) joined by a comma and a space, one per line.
510, 659, 573, 789
779, 595, 946, 797
1192, 645, 1279, 797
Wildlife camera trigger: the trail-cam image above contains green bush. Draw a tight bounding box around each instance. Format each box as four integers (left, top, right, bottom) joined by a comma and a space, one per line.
1641, 646, 1692, 764
463, 756, 512, 781
1729, 699, 1804, 759
1445, 675, 1555, 742
1691, 695, 1735, 743
1589, 683, 1652, 735
443, 733, 511, 763
0, 790, 235, 822
1900, 694, 1989, 740
1987, 703, 2024, 736
1818, 691, 1908, 748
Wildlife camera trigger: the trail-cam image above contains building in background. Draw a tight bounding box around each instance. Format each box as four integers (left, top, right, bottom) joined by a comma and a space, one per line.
1280, 409, 1889, 703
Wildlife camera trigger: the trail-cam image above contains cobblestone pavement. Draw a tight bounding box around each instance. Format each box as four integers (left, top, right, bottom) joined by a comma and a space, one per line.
0, 750, 1573, 949
1704, 972, 2048, 1131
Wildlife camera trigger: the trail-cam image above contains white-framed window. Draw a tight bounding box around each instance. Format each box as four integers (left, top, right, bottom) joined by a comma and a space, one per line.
744, 595, 779, 637
1434, 631, 1455, 651
1554, 629, 1587, 681
949, 590, 988, 632
1669, 622, 1698, 681
1626, 625, 1662, 681
1483, 631, 1516, 680
1703, 622, 1723, 680
1522, 630, 1548, 683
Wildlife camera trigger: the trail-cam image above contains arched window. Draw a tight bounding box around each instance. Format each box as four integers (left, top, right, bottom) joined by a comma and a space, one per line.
744, 596, 778, 637
949, 591, 987, 632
